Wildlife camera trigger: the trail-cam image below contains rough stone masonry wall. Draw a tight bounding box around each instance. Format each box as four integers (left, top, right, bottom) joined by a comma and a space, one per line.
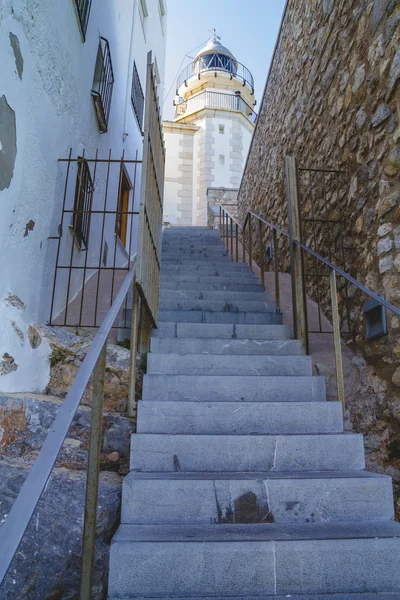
238, 0, 400, 507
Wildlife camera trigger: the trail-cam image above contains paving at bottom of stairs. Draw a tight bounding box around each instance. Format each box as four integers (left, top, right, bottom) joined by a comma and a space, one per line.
107, 226, 400, 599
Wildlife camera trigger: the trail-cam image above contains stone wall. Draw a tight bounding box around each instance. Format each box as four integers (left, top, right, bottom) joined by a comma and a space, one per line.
207, 187, 239, 229
238, 0, 400, 509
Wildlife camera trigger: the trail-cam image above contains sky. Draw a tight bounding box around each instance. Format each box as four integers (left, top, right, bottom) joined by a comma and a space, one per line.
162, 0, 286, 120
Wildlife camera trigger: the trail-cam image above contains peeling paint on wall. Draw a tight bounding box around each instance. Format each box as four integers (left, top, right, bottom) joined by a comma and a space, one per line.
5, 293, 26, 311
24, 219, 35, 237
11, 321, 24, 343
0, 95, 17, 191
0, 354, 18, 376
9, 32, 23, 79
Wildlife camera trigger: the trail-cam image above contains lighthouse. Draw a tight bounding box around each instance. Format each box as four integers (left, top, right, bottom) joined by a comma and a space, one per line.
163, 33, 256, 225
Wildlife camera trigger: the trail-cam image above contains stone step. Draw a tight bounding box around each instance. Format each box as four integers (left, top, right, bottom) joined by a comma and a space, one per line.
161, 265, 251, 274
147, 354, 312, 376
108, 522, 400, 597
153, 322, 291, 339
160, 281, 265, 292
121, 471, 393, 525
137, 401, 342, 434
110, 594, 400, 600
130, 433, 365, 473
161, 259, 248, 266
142, 375, 325, 402
159, 290, 270, 302
160, 274, 259, 284
158, 299, 275, 312
158, 310, 283, 324
150, 337, 300, 355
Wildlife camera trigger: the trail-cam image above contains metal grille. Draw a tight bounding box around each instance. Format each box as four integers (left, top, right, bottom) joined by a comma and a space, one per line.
91, 37, 114, 133
177, 57, 254, 93
135, 52, 165, 327
131, 61, 145, 131
74, 0, 92, 39
297, 166, 353, 335
49, 150, 140, 329
72, 158, 94, 249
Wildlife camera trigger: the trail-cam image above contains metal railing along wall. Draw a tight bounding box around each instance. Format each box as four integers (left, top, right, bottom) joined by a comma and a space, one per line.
0, 55, 165, 599
176, 58, 254, 93
215, 155, 400, 416
175, 90, 257, 123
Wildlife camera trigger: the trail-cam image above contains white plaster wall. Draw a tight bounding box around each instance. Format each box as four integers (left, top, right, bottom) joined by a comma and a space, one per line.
0, 0, 167, 392
163, 128, 181, 224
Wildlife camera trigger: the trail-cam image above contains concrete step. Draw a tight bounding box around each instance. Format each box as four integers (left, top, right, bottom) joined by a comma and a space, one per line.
150, 337, 300, 355
147, 354, 312, 376
158, 310, 283, 324
142, 374, 325, 402
108, 522, 400, 597
121, 471, 393, 525
160, 274, 259, 284
161, 259, 249, 266
158, 299, 275, 312
160, 280, 265, 292
130, 433, 365, 473
137, 401, 342, 435
159, 290, 270, 302
153, 322, 291, 339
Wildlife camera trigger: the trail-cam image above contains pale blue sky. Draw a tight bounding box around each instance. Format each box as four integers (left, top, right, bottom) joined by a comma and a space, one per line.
162, 0, 286, 120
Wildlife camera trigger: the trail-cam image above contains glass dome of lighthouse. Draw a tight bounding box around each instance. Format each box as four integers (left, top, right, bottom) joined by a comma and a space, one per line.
176, 32, 254, 96
193, 37, 238, 76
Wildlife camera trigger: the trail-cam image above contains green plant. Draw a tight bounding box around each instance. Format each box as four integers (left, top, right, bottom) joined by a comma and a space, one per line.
117, 338, 131, 350
50, 348, 69, 367
139, 351, 149, 373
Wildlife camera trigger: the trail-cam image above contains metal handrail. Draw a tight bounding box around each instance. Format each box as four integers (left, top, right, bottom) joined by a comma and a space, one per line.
0, 260, 136, 591
176, 59, 254, 93
218, 166, 400, 416
175, 90, 257, 123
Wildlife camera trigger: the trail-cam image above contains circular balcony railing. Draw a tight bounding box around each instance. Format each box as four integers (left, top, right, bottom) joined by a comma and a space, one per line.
176, 56, 254, 94
175, 90, 257, 124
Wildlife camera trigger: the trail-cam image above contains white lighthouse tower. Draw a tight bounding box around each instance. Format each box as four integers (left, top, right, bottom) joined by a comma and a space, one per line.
163, 33, 256, 225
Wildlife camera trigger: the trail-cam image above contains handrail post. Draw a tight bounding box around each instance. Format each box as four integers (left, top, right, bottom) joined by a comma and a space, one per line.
285, 155, 308, 354
330, 269, 345, 415
127, 283, 139, 418
225, 211, 228, 248
242, 221, 246, 263
258, 219, 265, 289
248, 213, 252, 269
273, 229, 280, 312
235, 222, 239, 262
230, 217, 233, 257
79, 341, 107, 600
219, 205, 222, 235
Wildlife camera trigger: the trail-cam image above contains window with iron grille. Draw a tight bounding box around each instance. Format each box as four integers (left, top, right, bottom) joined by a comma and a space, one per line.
131, 61, 144, 131
72, 158, 94, 248
74, 0, 92, 40
91, 37, 114, 133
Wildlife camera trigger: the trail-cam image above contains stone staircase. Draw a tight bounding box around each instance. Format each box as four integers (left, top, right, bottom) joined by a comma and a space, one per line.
108, 226, 400, 599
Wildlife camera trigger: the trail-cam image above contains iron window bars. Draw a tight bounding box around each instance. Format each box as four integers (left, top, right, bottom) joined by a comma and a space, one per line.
131, 61, 145, 131
74, 0, 92, 40
72, 158, 94, 249
91, 37, 114, 133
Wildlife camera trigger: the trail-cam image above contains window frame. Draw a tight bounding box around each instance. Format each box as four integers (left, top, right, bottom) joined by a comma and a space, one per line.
131, 61, 145, 132
72, 158, 94, 249
115, 165, 132, 248
139, 0, 148, 40
158, 0, 166, 36
91, 36, 115, 133
73, 0, 93, 41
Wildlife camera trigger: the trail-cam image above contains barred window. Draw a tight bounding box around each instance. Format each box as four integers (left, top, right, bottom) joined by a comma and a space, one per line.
131, 61, 144, 131
91, 37, 114, 133
74, 0, 92, 40
72, 158, 94, 248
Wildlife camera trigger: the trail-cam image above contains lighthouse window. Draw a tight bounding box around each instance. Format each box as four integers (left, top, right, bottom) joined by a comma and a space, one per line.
219, 154, 225, 165
219, 125, 225, 134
